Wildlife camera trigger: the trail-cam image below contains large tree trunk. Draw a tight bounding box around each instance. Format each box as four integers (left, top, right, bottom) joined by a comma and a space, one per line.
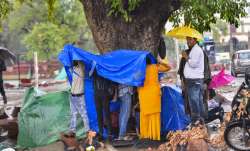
80, 0, 181, 55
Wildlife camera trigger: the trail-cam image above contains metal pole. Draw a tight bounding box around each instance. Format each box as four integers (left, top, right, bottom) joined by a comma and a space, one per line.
17, 54, 20, 88
175, 39, 180, 71
248, 32, 250, 49
34, 52, 39, 88
175, 39, 181, 85
229, 25, 234, 57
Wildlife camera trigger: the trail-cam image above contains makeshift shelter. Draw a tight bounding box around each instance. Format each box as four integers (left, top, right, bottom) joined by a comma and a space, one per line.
58, 44, 190, 133
58, 44, 157, 132
17, 44, 190, 148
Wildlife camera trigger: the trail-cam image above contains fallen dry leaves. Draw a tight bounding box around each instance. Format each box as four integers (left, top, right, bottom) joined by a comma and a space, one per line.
157, 90, 250, 151
158, 125, 208, 151
157, 124, 230, 151
209, 123, 227, 150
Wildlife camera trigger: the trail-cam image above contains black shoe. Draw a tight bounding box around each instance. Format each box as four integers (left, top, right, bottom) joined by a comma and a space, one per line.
104, 135, 113, 144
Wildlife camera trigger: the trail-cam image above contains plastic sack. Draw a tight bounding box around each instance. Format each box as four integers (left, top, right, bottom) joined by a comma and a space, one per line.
161, 84, 190, 134
208, 68, 235, 89
17, 87, 85, 148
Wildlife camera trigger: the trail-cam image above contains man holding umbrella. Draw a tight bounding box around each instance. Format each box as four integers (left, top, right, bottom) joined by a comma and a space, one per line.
166, 26, 210, 126
0, 58, 7, 104
182, 37, 206, 125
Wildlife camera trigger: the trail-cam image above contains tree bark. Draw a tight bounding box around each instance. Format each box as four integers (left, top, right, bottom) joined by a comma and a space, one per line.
80, 0, 181, 55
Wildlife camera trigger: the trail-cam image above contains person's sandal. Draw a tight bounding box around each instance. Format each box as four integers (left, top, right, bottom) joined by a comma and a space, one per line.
123, 136, 133, 141
114, 136, 133, 141
114, 137, 124, 141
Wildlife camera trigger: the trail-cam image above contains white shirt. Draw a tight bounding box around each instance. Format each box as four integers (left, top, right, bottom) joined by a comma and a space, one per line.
184, 44, 204, 79
71, 62, 85, 94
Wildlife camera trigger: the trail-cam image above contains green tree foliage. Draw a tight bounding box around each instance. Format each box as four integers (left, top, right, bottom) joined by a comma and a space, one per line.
0, 0, 96, 60
210, 20, 228, 42
104, 0, 248, 32
169, 0, 249, 32
22, 22, 77, 60
7, 0, 89, 34
0, 0, 249, 54
1, 0, 249, 33
105, 0, 142, 22
8, 1, 48, 34
0, 0, 12, 31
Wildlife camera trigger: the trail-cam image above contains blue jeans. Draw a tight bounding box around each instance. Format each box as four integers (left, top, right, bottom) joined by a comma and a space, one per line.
135, 112, 140, 131
185, 79, 205, 123
118, 93, 132, 138
69, 95, 90, 132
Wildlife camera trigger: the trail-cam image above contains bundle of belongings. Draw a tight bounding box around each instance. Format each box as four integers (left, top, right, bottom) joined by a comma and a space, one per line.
205, 89, 224, 123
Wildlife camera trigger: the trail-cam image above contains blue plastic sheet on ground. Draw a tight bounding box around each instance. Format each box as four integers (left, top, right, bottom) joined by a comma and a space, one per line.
161, 84, 190, 134
58, 44, 156, 87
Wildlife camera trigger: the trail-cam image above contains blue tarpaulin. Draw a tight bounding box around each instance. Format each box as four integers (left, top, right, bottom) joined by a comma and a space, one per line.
84, 67, 99, 132
58, 44, 156, 86
161, 84, 190, 134
58, 44, 156, 132
58, 44, 190, 135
